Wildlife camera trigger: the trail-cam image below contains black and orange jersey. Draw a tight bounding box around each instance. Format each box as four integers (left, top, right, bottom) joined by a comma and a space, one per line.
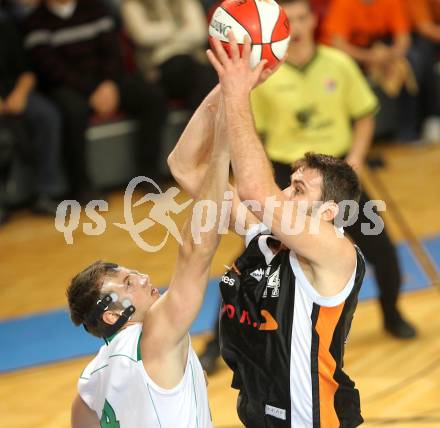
219, 227, 366, 427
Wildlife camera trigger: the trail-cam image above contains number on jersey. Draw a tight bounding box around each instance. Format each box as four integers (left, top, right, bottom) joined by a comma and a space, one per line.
100, 400, 120, 428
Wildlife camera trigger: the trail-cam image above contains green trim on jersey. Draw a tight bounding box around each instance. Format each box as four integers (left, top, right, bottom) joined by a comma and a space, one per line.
104, 332, 118, 344
190, 361, 200, 428
147, 383, 162, 427
108, 354, 138, 363
106, 331, 142, 363
80, 363, 109, 381
100, 399, 120, 428
137, 332, 142, 361
91, 364, 109, 376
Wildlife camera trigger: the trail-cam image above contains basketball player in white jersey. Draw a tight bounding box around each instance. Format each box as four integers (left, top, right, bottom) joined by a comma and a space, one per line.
169, 35, 366, 426
67, 100, 230, 427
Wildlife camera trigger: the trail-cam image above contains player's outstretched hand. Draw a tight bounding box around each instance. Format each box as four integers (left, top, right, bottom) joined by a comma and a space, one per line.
207, 31, 267, 99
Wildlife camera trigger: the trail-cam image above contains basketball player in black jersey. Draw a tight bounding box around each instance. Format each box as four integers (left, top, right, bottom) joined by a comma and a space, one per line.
200, 0, 415, 379
169, 34, 366, 427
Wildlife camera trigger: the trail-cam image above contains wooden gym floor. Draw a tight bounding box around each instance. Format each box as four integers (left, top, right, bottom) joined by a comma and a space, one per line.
0, 143, 439, 427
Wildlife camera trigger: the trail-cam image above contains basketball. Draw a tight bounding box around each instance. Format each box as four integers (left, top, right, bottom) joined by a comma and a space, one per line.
208, 0, 291, 70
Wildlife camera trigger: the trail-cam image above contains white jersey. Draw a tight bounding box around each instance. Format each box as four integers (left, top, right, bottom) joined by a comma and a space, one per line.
78, 323, 212, 428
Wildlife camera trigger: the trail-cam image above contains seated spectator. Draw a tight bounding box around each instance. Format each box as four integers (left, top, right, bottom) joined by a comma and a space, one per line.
406, 0, 440, 142
23, 0, 167, 203
2, 0, 41, 20
0, 14, 65, 222
121, 0, 217, 111
322, 0, 426, 142
407, 0, 440, 44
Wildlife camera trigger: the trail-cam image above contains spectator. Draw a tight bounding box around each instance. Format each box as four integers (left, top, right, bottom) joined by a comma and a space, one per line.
121, 0, 217, 111
309, 0, 331, 41
322, 0, 425, 142
406, 0, 440, 142
407, 0, 440, 43
0, 14, 64, 220
2, 0, 41, 20
23, 0, 167, 203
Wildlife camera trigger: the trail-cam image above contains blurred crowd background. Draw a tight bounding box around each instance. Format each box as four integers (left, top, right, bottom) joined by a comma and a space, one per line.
1, 0, 440, 228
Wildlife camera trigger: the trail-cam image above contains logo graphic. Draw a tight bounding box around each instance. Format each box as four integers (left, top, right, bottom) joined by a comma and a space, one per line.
324, 77, 337, 92
259, 309, 278, 330
263, 265, 281, 298
250, 268, 264, 282
222, 304, 279, 331
295, 106, 316, 128
265, 404, 286, 421
114, 176, 193, 252
210, 19, 232, 37
55, 176, 386, 250
221, 274, 236, 287
100, 399, 120, 427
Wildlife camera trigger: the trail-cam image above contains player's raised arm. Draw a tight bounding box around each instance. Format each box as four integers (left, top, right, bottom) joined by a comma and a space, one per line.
167, 85, 261, 234
207, 33, 356, 280
167, 57, 279, 200
167, 43, 285, 232
142, 99, 230, 352
167, 85, 221, 198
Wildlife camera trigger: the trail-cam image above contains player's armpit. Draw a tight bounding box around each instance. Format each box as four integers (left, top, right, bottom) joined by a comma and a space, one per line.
71, 394, 99, 428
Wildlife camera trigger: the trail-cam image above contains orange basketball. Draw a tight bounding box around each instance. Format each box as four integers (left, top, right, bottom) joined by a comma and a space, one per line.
209, 0, 291, 69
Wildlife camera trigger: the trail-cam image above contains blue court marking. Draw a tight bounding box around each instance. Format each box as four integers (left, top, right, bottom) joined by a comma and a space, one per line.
0, 239, 437, 373
0, 310, 102, 372
358, 241, 430, 300
423, 234, 440, 273
0, 281, 221, 373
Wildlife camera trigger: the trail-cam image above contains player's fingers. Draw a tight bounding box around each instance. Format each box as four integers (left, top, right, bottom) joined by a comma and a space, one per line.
227, 30, 240, 63
211, 36, 230, 66
260, 68, 272, 82
242, 35, 252, 62
254, 59, 267, 79
206, 49, 225, 75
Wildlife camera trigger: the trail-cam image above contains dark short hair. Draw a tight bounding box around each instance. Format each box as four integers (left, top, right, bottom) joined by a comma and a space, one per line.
66, 261, 120, 338
292, 152, 361, 204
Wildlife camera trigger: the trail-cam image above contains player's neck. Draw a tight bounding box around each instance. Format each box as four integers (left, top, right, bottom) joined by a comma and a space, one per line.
287, 41, 316, 68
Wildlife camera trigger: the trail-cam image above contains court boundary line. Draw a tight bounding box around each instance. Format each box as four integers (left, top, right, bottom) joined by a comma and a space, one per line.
365, 167, 440, 289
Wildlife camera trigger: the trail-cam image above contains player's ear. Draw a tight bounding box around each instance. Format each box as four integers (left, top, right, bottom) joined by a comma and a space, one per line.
102, 311, 118, 325
320, 201, 339, 222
